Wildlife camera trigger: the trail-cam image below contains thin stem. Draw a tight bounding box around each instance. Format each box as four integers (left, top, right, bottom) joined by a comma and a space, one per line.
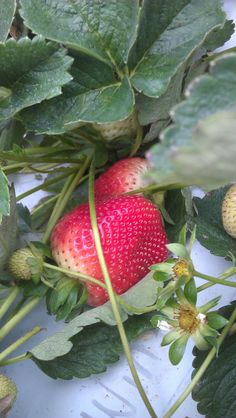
2, 162, 29, 173
163, 307, 236, 418
0, 153, 82, 164
23, 146, 73, 155
116, 295, 157, 314
31, 194, 58, 215
0, 287, 20, 321
16, 167, 77, 201
0, 297, 40, 342
130, 111, 143, 157
0, 326, 42, 362
194, 270, 236, 288
88, 159, 157, 418
0, 352, 31, 366
43, 262, 107, 289
125, 183, 183, 196
197, 269, 235, 292
105, 49, 124, 79
42, 154, 92, 243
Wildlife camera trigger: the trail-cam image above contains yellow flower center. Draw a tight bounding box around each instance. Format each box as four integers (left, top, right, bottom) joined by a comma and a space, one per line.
172, 259, 190, 278
176, 304, 200, 334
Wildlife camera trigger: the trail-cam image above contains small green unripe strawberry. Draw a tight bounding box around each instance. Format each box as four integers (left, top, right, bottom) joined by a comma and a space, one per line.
8, 248, 34, 280
222, 184, 236, 238
0, 374, 17, 415
93, 113, 136, 141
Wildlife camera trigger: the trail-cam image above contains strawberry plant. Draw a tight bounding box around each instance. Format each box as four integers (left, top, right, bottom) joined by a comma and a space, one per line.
1, 1, 236, 417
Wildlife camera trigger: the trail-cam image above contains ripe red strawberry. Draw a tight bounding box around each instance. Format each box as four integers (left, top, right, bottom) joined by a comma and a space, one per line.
95, 157, 149, 200
51, 195, 168, 306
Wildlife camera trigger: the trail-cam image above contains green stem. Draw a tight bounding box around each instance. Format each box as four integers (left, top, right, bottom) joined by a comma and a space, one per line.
105, 49, 124, 80
2, 162, 29, 173
16, 167, 77, 201
23, 146, 73, 155
125, 183, 184, 196
0, 352, 31, 366
0, 287, 20, 321
130, 111, 143, 157
42, 153, 92, 243
31, 194, 58, 214
194, 270, 236, 288
163, 306, 236, 418
0, 297, 40, 342
197, 270, 235, 292
88, 159, 157, 418
0, 326, 42, 362
43, 262, 107, 289
116, 296, 157, 314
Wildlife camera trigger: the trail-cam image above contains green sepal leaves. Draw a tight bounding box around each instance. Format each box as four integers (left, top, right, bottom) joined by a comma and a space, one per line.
169, 334, 189, 365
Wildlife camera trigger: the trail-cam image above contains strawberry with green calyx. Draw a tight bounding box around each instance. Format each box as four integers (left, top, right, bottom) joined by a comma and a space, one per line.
92, 113, 136, 142
94, 157, 149, 199
0, 374, 17, 416
222, 184, 236, 238
51, 194, 168, 306
8, 247, 43, 282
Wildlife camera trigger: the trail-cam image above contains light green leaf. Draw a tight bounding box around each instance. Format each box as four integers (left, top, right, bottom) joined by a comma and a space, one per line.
0, 186, 17, 269
30, 273, 161, 361
169, 334, 189, 365
20, 76, 134, 134
147, 54, 236, 189
20, 0, 139, 66
0, 169, 10, 223
131, 0, 226, 98
0, 0, 16, 42
0, 36, 73, 121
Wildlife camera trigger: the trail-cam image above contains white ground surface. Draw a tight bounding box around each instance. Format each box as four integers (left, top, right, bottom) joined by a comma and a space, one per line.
3, 2, 236, 417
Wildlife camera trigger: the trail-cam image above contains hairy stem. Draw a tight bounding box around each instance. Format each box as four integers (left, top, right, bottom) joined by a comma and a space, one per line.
88, 159, 157, 418
0, 326, 42, 362
163, 306, 236, 418
0, 287, 20, 321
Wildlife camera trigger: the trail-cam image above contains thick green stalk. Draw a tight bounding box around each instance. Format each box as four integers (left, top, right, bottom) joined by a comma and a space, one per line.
88, 159, 157, 418
163, 306, 236, 418
0, 326, 41, 362
0, 287, 20, 321
43, 154, 92, 243
0, 353, 31, 366
16, 167, 77, 201
194, 270, 236, 288
0, 297, 40, 342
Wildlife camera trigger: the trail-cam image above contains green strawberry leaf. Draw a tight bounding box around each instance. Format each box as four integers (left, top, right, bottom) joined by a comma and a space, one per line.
203, 19, 235, 51
0, 0, 16, 41
147, 54, 236, 190
190, 186, 236, 258
130, 0, 226, 98
0, 119, 25, 151
192, 302, 236, 418
20, 73, 134, 134
164, 189, 187, 243
32, 313, 154, 379
0, 186, 17, 270
0, 169, 10, 224
30, 273, 161, 361
0, 36, 73, 121
20, 0, 139, 66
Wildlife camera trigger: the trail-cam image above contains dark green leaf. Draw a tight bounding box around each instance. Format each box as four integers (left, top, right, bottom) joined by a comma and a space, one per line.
20, 0, 139, 66
164, 189, 186, 242
30, 274, 161, 360
147, 54, 236, 189
16, 203, 32, 233
0, 0, 16, 42
190, 186, 236, 258
32, 313, 154, 379
192, 312, 236, 417
131, 0, 226, 98
0, 169, 10, 223
21, 281, 48, 298
0, 119, 25, 151
0, 36, 73, 120
20, 76, 134, 134
203, 19, 235, 51
0, 186, 17, 270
